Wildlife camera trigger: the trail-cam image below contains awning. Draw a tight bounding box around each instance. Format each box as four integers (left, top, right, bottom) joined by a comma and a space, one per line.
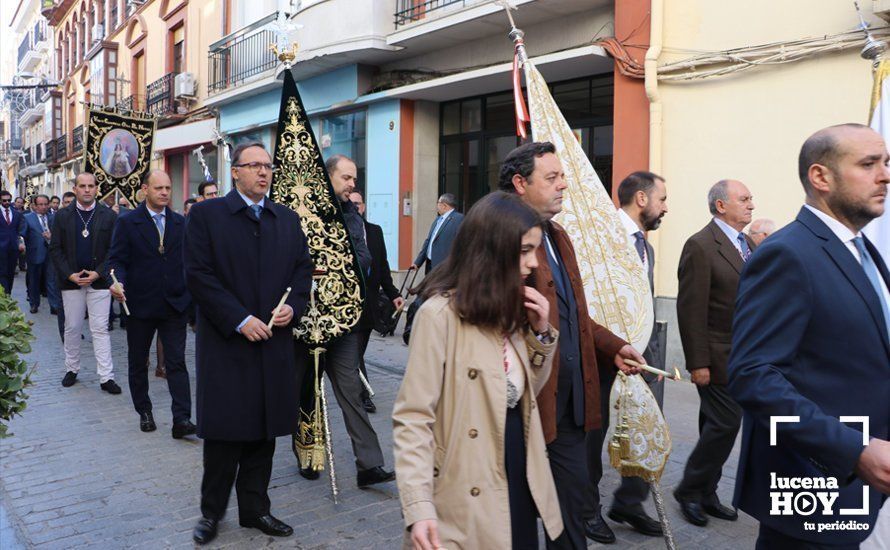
153, 119, 217, 152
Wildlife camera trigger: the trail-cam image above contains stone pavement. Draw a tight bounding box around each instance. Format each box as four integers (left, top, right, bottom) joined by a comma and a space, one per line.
0, 272, 758, 549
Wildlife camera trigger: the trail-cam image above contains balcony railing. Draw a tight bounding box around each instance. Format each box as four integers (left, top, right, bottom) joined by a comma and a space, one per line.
72, 125, 84, 154
146, 73, 177, 117
209, 29, 277, 94
394, 0, 470, 27
55, 135, 67, 160
117, 94, 146, 112
45, 140, 55, 163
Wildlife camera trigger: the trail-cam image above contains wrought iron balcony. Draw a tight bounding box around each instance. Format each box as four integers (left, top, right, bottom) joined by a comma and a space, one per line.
208, 28, 277, 94
146, 73, 177, 117
72, 125, 84, 154
45, 140, 55, 163
394, 0, 472, 27
117, 94, 146, 113
55, 135, 67, 160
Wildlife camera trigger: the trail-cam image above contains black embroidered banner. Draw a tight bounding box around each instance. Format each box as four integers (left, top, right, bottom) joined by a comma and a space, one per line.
82, 107, 155, 206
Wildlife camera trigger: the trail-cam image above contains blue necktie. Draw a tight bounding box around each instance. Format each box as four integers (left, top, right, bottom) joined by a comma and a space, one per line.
633, 232, 646, 264
853, 236, 890, 340
250, 204, 262, 220
152, 213, 164, 236
737, 233, 751, 261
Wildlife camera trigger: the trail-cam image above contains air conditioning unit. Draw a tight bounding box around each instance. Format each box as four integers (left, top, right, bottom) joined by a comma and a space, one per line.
174, 72, 197, 98
91, 23, 104, 43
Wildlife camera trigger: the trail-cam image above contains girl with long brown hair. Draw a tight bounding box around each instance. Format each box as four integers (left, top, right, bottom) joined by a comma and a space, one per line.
393, 191, 564, 549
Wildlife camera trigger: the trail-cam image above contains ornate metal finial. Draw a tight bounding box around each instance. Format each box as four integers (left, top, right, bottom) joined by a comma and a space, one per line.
211, 127, 232, 163
495, 0, 528, 62
268, 11, 303, 68
191, 145, 212, 182
855, 1, 886, 61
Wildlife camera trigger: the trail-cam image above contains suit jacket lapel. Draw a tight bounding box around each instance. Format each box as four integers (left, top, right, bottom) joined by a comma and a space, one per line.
709, 221, 745, 274
134, 204, 161, 251
799, 208, 890, 352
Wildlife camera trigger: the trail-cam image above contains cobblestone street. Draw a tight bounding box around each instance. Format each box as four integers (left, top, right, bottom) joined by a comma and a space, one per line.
0, 273, 758, 548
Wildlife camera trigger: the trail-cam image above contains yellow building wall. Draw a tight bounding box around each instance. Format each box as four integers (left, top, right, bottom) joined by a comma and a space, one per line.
652, 0, 879, 296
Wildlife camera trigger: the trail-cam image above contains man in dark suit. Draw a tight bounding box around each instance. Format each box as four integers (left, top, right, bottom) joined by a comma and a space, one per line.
23, 195, 53, 313
729, 123, 890, 548
675, 178, 756, 526
0, 190, 26, 295
50, 174, 120, 394
186, 142, 313, 544
294, 154, 394, 488
501, 141, 645, 548
411, 193, 463, 273
348, 190, 405, 413
586, 171, 668, 541
109, 170, 195, 437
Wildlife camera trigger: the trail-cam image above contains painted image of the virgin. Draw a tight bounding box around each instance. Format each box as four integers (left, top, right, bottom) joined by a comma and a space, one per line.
100, 129, 139, 178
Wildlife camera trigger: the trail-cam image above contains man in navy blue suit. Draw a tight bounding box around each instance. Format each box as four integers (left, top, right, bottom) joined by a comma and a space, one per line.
109, 170, 195, 438
23, 195, 54, 313
0, 190, 26, 295
729, 123, 890, 549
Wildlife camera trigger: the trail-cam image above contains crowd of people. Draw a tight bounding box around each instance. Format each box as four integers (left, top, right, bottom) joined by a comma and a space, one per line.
0, 121, 887, 549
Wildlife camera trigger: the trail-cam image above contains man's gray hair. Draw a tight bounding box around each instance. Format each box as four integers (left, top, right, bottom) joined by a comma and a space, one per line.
749, 218, 776, 235
231, 141, 267, 165
707, 180, 731, 215
438, 193, 457, 208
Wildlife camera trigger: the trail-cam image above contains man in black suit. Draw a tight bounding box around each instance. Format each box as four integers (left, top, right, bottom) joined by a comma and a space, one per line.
586, 171, 668, 541
0, 190, 26, 295
186, 142, 313, 544
49, 173, 120, 394
411, 193, 463, 273
109, 170, 195, 437
348, 190, 404, 413
675, 179, 756, 527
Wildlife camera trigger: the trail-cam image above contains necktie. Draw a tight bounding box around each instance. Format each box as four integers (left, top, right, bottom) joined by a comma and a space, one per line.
853, 237, 890, 340
737, 233, 752, 261
250, 204, 263, 220
152, 213, 165, 237
4, 208, 9, 225
40, 215, 48, 232
633, 232, 647, 264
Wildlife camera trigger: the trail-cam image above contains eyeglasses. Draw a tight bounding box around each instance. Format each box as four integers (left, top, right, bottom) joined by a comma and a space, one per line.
0, 199, 10, 203
234, 162, 277, 173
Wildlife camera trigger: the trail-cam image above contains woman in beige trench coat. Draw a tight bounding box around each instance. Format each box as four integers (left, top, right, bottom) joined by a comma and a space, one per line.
393, 192, 564, 550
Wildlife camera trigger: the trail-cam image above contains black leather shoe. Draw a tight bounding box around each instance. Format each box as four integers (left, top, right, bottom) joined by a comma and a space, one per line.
675, 495, 708, 527
29, 306, 38, 314
100, 380, 122, 394
299, 467, 320, 480
584, 513, 616, 544
357, 466, 395, 488
50, 307, 58, 315
172, 420, 197, 439
192, 517, 218, 545
702, 500, 738, 521
608, 506, 663, 537
362, 395, 377, 413
139, 411, 156, 432
240, 514, 293, 537
61, 371, 77, 387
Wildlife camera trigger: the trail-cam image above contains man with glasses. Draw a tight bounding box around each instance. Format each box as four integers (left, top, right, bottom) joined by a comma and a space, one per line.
197, 181, 219, 202
187, 142, 313, 544
0, 190, 26, 295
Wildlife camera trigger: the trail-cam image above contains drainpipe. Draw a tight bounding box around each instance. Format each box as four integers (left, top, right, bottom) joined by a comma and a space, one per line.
645, 0, 664, 173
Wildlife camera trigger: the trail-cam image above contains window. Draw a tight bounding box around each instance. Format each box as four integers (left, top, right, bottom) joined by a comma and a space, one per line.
439, 74, 615, 212
110, 0, 119, 30
171, 26, 185, 73
87, 47, 118, 106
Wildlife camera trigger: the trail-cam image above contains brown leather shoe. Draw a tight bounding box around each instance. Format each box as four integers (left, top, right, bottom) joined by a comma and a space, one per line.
155, 365, 166, 378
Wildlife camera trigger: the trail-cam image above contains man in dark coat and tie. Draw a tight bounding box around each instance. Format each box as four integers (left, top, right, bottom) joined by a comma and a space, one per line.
586, 171, 669, 541
185, 142, 313, 545
411, 193, 463, 273
22, 194, 54, 313
109, 170, 195, 437
675, 178, 756, 527
729, 123, 890, 548
0, 190, 26, 295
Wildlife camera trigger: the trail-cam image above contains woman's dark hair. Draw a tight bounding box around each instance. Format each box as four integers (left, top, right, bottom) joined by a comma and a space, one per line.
418, 191, 543, 334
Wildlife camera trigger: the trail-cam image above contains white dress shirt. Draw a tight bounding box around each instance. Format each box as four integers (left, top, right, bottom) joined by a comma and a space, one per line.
618, 208, 648, 271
